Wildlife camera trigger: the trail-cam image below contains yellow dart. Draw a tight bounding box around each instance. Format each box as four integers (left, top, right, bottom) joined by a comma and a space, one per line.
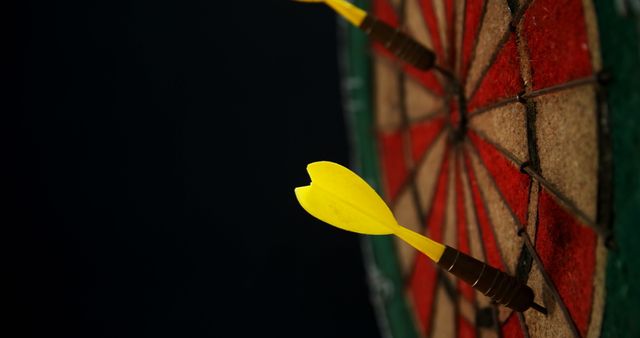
294, 161, 445, 261
295, 161, 547, 314
294, 0, 437, 71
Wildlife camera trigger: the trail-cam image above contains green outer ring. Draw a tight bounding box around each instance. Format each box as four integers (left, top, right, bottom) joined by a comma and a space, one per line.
339, 0, 419, 336
595, 2, 640, 338
340, 1, 640, 337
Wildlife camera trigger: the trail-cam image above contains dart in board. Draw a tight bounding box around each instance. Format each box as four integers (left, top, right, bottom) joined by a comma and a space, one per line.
295, 161, 547, 314
291, 0, 640, 337
295, 0, 437, 71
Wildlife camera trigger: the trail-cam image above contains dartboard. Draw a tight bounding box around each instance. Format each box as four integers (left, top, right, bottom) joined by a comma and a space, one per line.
336, 0, 640, 337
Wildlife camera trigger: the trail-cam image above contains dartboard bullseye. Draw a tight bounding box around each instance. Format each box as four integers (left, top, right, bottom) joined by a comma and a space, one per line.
293, 0, 640, 337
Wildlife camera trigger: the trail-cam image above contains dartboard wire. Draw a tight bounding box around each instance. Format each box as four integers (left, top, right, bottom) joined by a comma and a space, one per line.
377, 110, 446, 134
452, 0, 467, 78
460, 146, 508, 337
404, 144, 452, 336
403, 137, 451, 286
395, 6, 451, 319
404, 0, 449, 90
462, 144, 524, 337
513, 13, 540, 303
388, 126, 450, 210
450, 148, 461, 338
444, 0, 457, 70
465, 139, 582, 338
463, 143, 531, 337
453, 147, 486, 337
519, 230, 582, 338
400, 138, 454, 338
427, 153, 460, 338
465, 0, 534, 102
466, 76, 600, 119
517, 311, 532, 338
459, 0, 488, 88
372, 0, 448, 93
415, 0, 445, 66
466, 127, 606, 237
372, 53, 445, 101
395, 2, 434, 261
408, 109, 448, 126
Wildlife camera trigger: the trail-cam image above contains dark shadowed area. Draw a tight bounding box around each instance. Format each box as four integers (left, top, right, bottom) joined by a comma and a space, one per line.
7, 1, 381, 337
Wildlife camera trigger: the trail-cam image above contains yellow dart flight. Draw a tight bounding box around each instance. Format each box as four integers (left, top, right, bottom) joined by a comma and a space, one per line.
295, 0, 437, 71
294, 161, 445, 261
294, 161, 546, 314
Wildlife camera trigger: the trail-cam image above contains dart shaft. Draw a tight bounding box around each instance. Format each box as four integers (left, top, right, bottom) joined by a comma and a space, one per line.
437, 246, 536, 312
359, 16, 436, 70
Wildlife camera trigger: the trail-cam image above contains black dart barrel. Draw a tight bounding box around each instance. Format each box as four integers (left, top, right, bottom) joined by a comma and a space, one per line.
359, 16, 436, 70
437, 246, 546, 313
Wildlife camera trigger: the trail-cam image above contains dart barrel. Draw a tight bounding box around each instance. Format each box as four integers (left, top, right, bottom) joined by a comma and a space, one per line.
437, 246, 537, 312
360, 16, 436, 71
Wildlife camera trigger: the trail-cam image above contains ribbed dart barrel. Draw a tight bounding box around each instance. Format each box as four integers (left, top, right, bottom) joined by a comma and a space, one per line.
360, 16, 436, 71
437, 246, 545, 313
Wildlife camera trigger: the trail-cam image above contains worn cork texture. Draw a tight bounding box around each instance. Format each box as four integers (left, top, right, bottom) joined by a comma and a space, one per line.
417, 0, 443, 60
522, 261, 575, 338
415, 133, 447, 212
409, 255, 438, 337
534, 85, 598, 220
587, 237, 607, 338
521, 0, 593, 90
468, 132, 530, 226
453, 0, 466, 76
443, 155, 457, 248
460, 150, 486, 263
408, 152, 450, 337
374, 56, 401, 130
464, 0, 511, 96
467, 34, 523, 111
393, 188, 422, 277
469, 102, 529, 163
404, 0, 434, 49
405, 78, 445, 122
525, 182, 539, 239
431, 285, 455, 338
455, 152, 477, 302
378, 130, 407, 202
466, 142, 523, 275
581, 0, 601, 71
459, 295, 475, 325
460, 0, 484, 81
537, 189, 597, 336
410, 117, 446, 164
460, 155, 498, 312
357, 0, 623, 337
432, 0, 448, 63
443, 155, 458, 286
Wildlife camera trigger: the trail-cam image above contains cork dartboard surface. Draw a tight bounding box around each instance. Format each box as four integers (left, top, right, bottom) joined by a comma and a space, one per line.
338, 0, 640, 337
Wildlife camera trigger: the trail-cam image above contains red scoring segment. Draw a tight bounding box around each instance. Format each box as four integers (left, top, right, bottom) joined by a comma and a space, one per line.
455, 156, 475, 302
409, 151, 450, 336
370, 0, 600, 335
460, 0, 484, 82
467, 33, 523, 113
523, 0, 593, 90
536, 190, 597, 337
372, 0, 444, 95
468, 131, 530, 226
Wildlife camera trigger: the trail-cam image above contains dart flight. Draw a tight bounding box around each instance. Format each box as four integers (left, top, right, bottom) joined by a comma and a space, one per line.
294, 161, 445, 261
295, 0, 437, 70
295, 161, 546, 314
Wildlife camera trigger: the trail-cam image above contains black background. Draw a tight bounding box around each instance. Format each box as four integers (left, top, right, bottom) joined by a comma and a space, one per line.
9, 1, 381, 337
